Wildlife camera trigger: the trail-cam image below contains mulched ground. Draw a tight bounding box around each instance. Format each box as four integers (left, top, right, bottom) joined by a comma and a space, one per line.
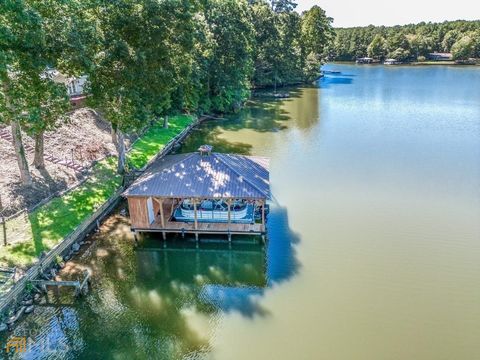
0, 108, 120, 217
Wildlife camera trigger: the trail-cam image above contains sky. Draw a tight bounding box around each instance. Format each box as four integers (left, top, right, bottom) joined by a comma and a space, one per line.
296, 0, 480, 27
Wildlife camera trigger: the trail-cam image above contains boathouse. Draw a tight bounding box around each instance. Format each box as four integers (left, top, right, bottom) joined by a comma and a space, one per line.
124, 146, 270, 241
428, 52, 453, 61
356, 57, 373, 64
384, 58, 402, 65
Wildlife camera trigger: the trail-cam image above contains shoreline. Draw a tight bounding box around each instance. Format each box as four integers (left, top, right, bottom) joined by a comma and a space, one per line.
329, 60, 479, 67
0, 114, 207, 329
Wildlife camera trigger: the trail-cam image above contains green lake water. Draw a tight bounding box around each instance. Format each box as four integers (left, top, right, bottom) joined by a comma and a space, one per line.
4, 64, 480, 359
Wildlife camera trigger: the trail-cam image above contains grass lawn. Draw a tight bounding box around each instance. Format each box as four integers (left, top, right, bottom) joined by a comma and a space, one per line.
0, 157, 121, 267
127, 115, 194, 169
0, 114, 194, 268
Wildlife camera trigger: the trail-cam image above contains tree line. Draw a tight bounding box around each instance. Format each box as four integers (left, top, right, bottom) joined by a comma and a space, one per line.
1, 0, 333, 184
329, 20, 480, 62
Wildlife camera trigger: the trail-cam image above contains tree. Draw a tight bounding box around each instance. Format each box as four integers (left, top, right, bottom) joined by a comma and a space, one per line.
203, 0, 254, 112
367, 34, 386, 59
84, 0, 202, 173
451, 34, 477, 60
250, 1, 281, 88
386, 32, 412, 60
23, 76, 70, 169
330, 20, 480, 62
0, 0, 46, 186
442, 29, 461, 52
270, 0, 297, 13
275, 10, 303, 86
250, 1, 333, 88
1, 0, 79, 183
301, 5, 334, 58
85, 0, 151, 174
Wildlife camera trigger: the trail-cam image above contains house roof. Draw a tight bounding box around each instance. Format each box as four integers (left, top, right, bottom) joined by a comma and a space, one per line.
124, 152, 270, 199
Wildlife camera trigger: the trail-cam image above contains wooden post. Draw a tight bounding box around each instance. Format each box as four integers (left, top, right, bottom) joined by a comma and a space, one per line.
193, 198, 199, 244
0, 194, 6, 246
193, 198, 198, 230
227, 199, 231, 225
158, 198, 165, 229
170, 198, 176, 217
261, 200, 265, 232
227, 199, 232, 243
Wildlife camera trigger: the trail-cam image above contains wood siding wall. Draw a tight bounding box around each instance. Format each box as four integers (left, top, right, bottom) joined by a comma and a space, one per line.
128, 197, 149, 229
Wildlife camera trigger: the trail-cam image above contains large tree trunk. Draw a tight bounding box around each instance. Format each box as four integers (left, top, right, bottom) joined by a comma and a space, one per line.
33, 130, 45, 169
11, 121, 32, 186
111, 125, 126, 174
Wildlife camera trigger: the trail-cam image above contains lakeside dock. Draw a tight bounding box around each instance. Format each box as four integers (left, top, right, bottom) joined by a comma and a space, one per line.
124, 147, 270, 243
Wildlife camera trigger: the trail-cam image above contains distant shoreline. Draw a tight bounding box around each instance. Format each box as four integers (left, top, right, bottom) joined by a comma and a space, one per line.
329, 61, 479, 67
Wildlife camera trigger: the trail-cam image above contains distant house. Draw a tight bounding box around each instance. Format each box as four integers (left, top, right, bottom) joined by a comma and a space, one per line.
44, 69, 88, 107
356, 57, 374, 64
428, 52, 453, 61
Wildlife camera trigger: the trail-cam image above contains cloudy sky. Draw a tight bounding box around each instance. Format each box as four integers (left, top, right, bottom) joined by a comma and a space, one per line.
296, 0, 480, 27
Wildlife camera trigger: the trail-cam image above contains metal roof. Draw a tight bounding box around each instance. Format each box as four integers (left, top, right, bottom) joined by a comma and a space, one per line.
124, 152, 270, 199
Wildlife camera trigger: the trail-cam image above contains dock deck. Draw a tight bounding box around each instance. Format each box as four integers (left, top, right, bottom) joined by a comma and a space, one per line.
132, 199, 265, 237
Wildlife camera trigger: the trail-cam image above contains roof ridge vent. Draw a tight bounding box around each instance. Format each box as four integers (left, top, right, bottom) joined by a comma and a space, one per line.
198, 144, 213, 156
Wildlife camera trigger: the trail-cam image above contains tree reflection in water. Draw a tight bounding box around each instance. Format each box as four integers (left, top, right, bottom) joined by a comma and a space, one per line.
2, 202, 300, 359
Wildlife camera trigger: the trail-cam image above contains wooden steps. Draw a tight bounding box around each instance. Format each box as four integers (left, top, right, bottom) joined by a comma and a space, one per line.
0, 127, 86, 173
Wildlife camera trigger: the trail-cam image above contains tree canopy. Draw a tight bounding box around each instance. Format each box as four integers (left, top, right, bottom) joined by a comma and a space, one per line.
1, 0, 333, 179
330, 20, 480, 61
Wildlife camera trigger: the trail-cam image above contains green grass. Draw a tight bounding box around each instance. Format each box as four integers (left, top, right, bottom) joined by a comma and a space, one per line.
0, 158, 121, 267
0, 114, 194, 268
127, 115, 194, 169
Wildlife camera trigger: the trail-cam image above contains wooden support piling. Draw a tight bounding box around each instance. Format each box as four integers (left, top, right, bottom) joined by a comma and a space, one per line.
227, 199, 231, 225
158, 199, 165, 229
261, 200, 265, 232
193, 198, 198, 231
170, 199, 176, 217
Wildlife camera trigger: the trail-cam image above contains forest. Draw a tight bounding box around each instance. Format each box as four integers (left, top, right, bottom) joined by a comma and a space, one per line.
1, 0, 333, 181
330, 20, 480, 62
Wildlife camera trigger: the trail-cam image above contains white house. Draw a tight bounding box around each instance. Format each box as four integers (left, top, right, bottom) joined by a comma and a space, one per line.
44, 69, 88, 97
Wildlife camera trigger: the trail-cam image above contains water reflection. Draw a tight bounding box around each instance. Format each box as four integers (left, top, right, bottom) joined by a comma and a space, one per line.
137, 240, 267, 318
4, 199, 301, 359
6, 64, 478, 360
179, 87, 321, 156
135, 202, 301, 319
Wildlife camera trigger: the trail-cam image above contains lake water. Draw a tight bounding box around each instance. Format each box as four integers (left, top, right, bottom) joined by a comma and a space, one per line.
5, 64, 480, 359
